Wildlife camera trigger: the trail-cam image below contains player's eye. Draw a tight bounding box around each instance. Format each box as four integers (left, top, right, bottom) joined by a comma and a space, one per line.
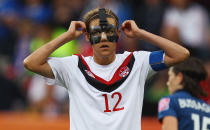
91, 31, 101, 36
106, 29, 116, 36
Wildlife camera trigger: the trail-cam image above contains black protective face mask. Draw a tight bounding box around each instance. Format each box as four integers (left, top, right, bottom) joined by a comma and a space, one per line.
88, 8, 119, 45
89, 24, 119, 44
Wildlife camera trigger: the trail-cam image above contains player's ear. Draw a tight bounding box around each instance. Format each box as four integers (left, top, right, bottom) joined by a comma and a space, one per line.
117, 28, 121, 37
85, 32, 90, 42
177, 72, 183, 84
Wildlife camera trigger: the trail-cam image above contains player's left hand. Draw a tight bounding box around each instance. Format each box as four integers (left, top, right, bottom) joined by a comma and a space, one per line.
121, 20, 140, 38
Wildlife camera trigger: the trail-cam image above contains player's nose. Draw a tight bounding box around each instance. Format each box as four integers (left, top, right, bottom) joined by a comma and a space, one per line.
100, 32, 108, 42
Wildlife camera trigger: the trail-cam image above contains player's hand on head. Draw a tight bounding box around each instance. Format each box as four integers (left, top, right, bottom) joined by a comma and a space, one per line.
121, 20, 140, 38
67, 21, 86, 40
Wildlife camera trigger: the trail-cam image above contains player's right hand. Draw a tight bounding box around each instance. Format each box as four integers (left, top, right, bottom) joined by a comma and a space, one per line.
66, 21, 86, 40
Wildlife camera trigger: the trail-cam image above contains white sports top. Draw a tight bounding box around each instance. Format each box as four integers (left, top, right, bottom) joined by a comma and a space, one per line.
47, 51, 163, 130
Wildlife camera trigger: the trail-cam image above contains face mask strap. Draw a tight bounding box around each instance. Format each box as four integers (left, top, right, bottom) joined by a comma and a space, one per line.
99, 8, 108, 31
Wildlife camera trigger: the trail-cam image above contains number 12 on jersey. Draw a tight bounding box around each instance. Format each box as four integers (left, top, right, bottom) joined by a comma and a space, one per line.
102, 92, 124, 112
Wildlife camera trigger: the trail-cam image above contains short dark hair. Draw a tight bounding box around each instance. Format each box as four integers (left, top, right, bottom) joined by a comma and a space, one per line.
172, 57, 208, 97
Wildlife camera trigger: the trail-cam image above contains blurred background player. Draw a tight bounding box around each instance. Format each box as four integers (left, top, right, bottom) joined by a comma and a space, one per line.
158, 57, 210, 130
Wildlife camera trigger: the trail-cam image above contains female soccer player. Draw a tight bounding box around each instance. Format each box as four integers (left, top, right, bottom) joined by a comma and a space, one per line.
24, 8, 189, 130
158, 58, 210, 130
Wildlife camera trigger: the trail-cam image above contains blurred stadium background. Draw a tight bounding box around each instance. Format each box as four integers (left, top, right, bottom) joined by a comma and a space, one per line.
0, 0, 209, 129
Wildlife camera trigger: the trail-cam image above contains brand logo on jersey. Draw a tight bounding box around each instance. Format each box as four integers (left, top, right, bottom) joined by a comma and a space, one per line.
158, 98, 170, 112
119, 66, 130, 77
85, 70, 95, 78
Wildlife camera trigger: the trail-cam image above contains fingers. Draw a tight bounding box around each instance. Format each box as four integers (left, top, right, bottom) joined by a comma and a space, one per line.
121, 20, 130, 28
121, 21, 126, 30
120, 20, 132, 31
67, 21, 87, 39
70, 21, 86, 32
120, 20, 140, 38
75, 21, 87, 32
121, 20, 133, 31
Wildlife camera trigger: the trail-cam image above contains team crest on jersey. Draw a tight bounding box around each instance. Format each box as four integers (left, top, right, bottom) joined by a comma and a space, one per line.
85, 70, 95, 78
158, 98, 170, 112
119, 66, 130, 77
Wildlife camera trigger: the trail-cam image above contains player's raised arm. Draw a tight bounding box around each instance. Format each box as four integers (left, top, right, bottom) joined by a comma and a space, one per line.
23, 21, 86, 78
121, 20, 190, 67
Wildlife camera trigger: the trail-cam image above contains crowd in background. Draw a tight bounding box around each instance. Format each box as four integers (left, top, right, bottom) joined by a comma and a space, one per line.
0, 0, 209, 117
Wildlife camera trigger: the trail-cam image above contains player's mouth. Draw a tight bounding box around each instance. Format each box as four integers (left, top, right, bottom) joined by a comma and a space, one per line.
100, 44, 109, 49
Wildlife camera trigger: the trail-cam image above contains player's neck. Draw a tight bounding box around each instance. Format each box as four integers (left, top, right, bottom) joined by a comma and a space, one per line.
170, 85, 184, 94
93, 54, 116, 65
